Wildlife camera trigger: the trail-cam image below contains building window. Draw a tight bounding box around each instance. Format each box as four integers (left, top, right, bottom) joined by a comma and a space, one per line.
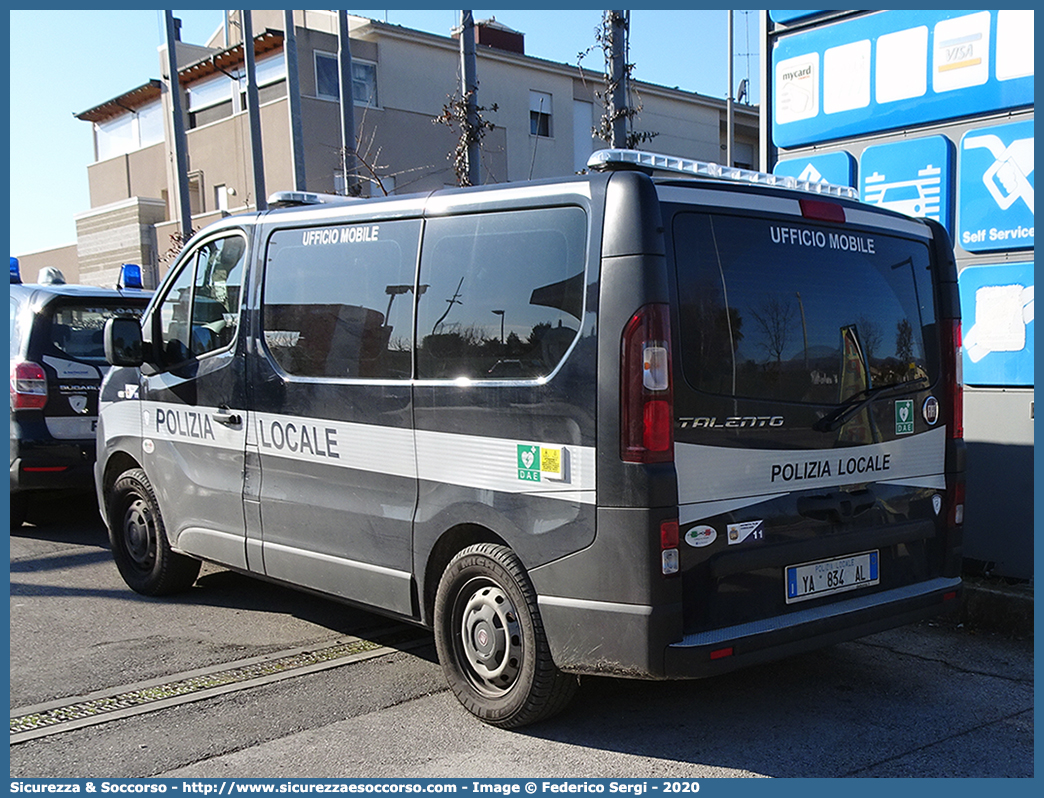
187, 73, 234, 128
315, 51, 377, 106
186, 52, 286, 129
239, 52, 287, 107
530, 91, 552, 137
93, 99, 164, 162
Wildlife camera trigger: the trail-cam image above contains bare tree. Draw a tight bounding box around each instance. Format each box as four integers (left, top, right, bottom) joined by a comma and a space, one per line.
751, 296, 795, 363
433, 90, 499, 187
855, 314, 884, 364
895, 318, 914, 363
577, 11, 658, 149
159, 227, 201, 270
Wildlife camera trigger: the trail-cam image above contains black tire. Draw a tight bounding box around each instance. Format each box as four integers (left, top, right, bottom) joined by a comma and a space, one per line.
434, 543, 578, 728
107, 468, 201, 596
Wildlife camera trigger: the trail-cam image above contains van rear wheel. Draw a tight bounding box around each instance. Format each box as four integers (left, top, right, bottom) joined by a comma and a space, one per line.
108, 468, 201, 596
434, 543, 578, 728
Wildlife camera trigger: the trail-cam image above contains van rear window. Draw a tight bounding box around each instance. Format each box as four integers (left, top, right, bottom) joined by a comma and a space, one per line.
671, 212, 937, 404
51, 302, 147, 364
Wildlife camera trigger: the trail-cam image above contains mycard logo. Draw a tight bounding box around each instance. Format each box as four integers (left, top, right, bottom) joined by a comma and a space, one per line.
782, 65, 813, 81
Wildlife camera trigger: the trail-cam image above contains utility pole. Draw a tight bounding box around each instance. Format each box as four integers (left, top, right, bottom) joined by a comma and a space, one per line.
337, 10, 358, 194
283, 10, 307, 191
163, 11, 193, 248
460, 10, 481, 186
609, 11, 628, 148
241, 10, 267, 211
727, 10, 734, 168
759, 10, 773, 173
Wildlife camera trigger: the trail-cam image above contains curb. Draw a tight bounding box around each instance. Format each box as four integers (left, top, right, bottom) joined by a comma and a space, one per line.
958, 576, 1034, 638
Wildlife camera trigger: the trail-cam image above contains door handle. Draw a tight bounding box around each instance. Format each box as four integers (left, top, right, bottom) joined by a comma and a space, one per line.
213, 409, 242, 427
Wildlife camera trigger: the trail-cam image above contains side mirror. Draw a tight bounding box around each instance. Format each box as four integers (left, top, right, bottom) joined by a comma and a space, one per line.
104, 317, 145, 367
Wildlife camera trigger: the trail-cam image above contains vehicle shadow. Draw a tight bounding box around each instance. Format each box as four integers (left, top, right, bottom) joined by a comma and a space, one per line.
12, 491, 108, 545
11, 495, 433, 658
516, 628, 1032, 778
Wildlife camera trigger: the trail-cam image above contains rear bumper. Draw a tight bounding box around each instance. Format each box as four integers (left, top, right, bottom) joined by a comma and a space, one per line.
538, 577, 961, 678
10, 439, 97, 494
664, 577, 961, 677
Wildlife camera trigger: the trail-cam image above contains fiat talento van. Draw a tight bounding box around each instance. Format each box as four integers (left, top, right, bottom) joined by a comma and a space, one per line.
97, 150, 965, 728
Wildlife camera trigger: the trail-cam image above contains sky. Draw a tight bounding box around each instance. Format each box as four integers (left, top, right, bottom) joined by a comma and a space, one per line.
7, 9, 760, 258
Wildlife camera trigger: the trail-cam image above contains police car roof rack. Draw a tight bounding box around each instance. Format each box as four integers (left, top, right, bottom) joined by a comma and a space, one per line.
587, 149, 860, 200
267, 190, 359, 208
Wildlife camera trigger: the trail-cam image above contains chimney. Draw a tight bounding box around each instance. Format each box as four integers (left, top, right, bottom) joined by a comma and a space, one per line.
453, 17, 525, 55
173, 17, 182, 41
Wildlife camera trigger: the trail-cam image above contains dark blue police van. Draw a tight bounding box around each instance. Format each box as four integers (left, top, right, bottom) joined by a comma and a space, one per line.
96, 150, 965, 727
10, 260, 149, 526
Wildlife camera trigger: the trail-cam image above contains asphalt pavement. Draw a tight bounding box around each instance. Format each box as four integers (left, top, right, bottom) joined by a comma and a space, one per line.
958, 574, 1034, 638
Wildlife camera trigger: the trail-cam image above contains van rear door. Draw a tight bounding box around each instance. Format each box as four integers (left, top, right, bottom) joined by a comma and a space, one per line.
661, 185, 961, 635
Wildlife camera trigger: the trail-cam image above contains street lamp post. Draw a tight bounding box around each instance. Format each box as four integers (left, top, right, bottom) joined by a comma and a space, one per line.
492, 309, 505, 345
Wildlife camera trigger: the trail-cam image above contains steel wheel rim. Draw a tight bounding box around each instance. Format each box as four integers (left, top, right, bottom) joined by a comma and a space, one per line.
122, 496, 156, 572
458, 580, 522, 696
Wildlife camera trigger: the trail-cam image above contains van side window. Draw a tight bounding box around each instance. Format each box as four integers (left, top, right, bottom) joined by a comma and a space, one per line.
261, 220, 420, 379
157, 234, 246, 365
415, 207, 587, 380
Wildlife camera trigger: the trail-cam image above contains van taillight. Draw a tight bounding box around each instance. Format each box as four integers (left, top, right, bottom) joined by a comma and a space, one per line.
621, 304, 674, 463
660, 519, 680, 576
951, 479, 965, 527
943, 319, 963, 439
11, 361, 48, 410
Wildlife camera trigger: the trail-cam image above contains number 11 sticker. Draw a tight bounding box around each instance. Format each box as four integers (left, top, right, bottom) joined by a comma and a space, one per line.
727, 520, 765, 545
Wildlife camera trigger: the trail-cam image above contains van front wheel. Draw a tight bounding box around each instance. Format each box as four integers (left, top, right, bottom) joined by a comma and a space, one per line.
434, 543, 577, 728
108, 468, 201, 596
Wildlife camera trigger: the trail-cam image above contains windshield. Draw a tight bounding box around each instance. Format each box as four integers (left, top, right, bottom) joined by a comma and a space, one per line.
671, 211, 938, 405
50, 301, 147, 364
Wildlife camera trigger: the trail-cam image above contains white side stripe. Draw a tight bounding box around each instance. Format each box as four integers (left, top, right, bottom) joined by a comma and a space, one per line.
103, 401, 596, 504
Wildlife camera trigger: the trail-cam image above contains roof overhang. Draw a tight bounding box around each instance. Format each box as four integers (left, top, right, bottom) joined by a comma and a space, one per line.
74, 28, 285, 124
176, 29, 284, 85
75, 80, 163, 123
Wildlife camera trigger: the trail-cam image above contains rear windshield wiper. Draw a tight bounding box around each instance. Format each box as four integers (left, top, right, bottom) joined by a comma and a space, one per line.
813, 377, 930, 433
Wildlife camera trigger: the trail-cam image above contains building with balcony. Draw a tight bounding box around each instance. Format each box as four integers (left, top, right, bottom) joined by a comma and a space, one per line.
62, 10, 758, 287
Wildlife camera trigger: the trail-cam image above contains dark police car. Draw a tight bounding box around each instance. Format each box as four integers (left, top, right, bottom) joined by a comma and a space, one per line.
10, 258, 150, 526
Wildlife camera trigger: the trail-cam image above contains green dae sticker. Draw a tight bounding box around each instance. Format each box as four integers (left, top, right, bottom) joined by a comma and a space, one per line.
895, 399, 914, 435
517, 444, 563, 482
518, 445, 542, 481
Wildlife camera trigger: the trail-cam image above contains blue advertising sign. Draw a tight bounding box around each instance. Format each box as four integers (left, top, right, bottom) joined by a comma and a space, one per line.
774, 151, 856, 188
959, 262, 1034, 386
772, 10, 1034, 148
860, 136, 954, 233
958, 120, 1034, 252
770, 11, 826, 25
